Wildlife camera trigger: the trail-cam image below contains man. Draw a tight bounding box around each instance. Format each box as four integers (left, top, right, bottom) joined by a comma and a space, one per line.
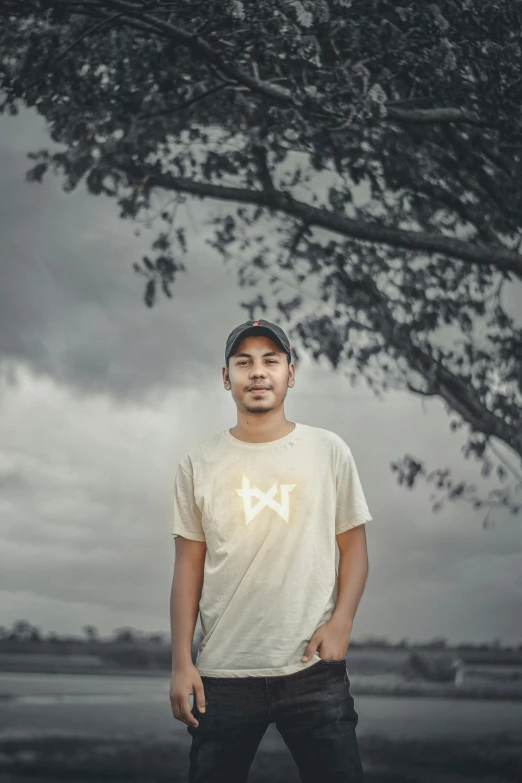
169, 318, 372, 782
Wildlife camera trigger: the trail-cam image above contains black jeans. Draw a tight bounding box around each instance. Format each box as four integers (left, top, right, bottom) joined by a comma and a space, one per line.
187, 658, 364, 782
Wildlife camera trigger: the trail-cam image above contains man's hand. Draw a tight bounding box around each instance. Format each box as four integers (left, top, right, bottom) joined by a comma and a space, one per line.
170, 663, 206, 727
301, 616, 353, 662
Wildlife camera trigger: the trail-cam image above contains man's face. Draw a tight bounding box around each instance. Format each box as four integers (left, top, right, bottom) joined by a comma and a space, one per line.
223, 335, 295, 413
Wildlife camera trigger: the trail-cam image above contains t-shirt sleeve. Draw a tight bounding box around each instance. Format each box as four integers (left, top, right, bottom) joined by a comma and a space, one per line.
335, 440, 373, 535
172, 460, 206, 542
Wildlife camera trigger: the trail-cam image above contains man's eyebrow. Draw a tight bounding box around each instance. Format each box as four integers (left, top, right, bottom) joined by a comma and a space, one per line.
234, 351, 280, 358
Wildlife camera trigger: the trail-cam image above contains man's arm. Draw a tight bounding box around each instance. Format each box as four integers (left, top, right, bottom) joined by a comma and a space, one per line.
301, 524, 369, 661
331, 524, 369, 630
170, 536, 206, 669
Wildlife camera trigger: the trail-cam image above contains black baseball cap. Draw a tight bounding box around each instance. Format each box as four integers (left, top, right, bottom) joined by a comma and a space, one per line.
225, 319, 292, 364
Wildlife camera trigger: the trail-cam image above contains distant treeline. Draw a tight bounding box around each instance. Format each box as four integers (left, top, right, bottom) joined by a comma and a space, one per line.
1, 620, 521, 654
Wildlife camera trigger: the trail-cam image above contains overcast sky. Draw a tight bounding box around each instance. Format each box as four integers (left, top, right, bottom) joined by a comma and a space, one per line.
0, 108, 521, 648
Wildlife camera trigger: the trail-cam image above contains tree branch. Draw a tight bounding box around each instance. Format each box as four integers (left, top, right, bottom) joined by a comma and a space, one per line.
139, 82, 228, 119
332, 271, 522, 457
54, 12, 122, 63
252, 145, 275, 194
384, 106, 485, 127
123, 163, 522, 279
20, 10, 123, 93
56, 0, 492, 130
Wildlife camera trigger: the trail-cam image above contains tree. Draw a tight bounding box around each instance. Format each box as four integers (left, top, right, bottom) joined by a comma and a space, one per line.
9, 619, 40, 641
113, 627, 137, 643
1, 0, 522, 526
82, 624, 100, 643
147, 632, 167, 644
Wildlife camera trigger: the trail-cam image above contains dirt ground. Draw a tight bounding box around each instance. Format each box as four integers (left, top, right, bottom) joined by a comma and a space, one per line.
0, 732, 521, 783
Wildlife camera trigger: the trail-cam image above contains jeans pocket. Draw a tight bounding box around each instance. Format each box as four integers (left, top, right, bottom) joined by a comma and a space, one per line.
318, 658, 346, 664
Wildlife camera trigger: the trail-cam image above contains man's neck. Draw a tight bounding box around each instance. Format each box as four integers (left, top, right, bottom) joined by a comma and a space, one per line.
229, 420, 296, 444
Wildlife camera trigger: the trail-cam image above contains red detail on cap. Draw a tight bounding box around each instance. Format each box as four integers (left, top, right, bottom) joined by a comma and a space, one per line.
253, 321, 259, 326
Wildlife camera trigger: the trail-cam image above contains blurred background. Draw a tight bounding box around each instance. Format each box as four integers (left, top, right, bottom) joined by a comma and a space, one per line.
1, 2, 521, 781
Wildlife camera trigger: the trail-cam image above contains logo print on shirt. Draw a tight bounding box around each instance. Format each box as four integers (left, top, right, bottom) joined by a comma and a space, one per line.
236, 473, 297, 525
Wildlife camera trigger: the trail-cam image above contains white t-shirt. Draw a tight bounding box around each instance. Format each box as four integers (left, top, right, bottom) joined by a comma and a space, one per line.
172, 421, 372, 678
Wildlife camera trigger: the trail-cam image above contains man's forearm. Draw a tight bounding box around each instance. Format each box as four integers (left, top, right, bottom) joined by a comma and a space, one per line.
330, 534, 369, 629
170, 560, 204, 669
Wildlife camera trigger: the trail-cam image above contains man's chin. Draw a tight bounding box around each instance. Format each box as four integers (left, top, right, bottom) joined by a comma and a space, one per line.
244, 402, 272, 413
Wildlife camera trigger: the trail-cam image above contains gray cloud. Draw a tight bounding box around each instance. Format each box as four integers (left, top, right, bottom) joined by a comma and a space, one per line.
0, 110, 252, 403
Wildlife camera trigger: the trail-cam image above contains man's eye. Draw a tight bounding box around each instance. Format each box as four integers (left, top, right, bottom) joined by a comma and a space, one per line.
238, 360, 277, 364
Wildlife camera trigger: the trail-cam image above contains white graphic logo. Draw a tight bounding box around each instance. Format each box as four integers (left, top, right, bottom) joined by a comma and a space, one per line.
236, 473, 296, 525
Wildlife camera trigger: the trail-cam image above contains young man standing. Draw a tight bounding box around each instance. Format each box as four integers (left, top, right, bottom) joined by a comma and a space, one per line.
170, 318, 372, 782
